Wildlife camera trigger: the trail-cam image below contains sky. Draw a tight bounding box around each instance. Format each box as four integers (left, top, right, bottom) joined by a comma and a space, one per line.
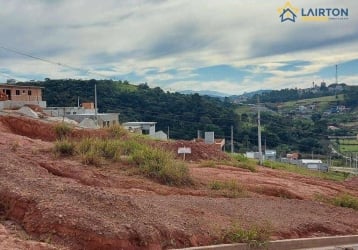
0, 0, 358, 95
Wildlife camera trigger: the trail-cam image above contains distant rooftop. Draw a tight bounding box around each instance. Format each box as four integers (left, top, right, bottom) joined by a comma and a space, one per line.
123, 122, 157, 126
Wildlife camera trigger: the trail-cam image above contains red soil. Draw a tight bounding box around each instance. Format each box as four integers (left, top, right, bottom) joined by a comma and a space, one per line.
0, 115, 357, 249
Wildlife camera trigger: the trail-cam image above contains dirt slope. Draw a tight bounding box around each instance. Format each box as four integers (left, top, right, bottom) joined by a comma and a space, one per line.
0, 116, 358, 249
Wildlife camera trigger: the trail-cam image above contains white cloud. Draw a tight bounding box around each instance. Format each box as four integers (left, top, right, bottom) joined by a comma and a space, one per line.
0, 0, 358, 93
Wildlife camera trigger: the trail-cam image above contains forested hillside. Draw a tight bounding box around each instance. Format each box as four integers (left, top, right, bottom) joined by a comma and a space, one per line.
18, 79, 239, 140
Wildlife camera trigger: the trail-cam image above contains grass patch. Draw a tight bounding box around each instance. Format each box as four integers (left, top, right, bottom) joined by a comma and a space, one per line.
77, 137, 122, 166
315, 193, 358, 210
263, 160, 349, 181
54, 122, 72, 139
209, 180, 246, 198
53, 135, 192, 186
199, 160, 217, 168
332, 193, 358, 210
227, 154, 257, 172
54, 139, 75, 156
223, 222, 272, 247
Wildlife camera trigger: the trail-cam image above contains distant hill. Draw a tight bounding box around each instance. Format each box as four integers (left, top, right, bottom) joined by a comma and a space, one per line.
240, 89, 272, 98
229, 89, 272, 103
179, 90, 229, 98
16, 79, 239, 140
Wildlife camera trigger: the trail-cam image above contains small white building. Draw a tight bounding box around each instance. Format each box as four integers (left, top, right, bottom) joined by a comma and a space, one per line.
300, 159, 328, 171
123, 122, 157, 136
265, 150, 277, 160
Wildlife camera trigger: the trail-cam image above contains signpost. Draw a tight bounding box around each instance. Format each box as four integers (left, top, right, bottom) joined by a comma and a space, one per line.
178, 147, 191, 160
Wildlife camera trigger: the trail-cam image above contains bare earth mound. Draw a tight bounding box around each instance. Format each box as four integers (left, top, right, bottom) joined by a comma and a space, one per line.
0, 116, 358, 249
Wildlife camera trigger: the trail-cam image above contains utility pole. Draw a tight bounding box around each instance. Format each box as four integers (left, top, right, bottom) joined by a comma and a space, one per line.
94, 83, 98, 126
257, 96, 263, 165
231, 125, 234, 153
167, 126, 170, 140
335, 64, 338, 98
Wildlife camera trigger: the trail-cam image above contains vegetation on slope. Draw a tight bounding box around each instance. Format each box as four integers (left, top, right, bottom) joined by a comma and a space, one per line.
19, 79, 239, 140
54, 123, 192, 186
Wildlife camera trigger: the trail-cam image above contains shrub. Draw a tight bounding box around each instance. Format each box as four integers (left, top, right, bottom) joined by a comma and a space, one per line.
54, 122, 72, 139
108, 124, 127, 138
80, 149, 102, 167
54, 139, 75, 156
130, 145, 192, 186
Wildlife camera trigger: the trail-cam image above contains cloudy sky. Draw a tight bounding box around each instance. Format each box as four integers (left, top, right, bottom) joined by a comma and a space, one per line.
0, 0, 358, 95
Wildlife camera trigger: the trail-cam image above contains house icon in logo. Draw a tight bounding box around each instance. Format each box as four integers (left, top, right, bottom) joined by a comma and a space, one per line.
278, 2, 299, 22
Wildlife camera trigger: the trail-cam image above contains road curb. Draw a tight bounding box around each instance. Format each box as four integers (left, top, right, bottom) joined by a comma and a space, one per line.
178, 235, 358, 250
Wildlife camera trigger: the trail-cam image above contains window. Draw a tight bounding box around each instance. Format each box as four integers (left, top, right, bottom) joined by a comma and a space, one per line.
23, 90, 26, 93
28, 90, 32, 95
16, 90, 20, 95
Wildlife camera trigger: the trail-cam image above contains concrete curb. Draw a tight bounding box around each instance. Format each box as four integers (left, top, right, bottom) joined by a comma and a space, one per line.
178, 235, 358, 250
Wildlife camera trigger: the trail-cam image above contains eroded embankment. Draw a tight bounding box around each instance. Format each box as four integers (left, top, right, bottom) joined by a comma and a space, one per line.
0, 115, 358, 250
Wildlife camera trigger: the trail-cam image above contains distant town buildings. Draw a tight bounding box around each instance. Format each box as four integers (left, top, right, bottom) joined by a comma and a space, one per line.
44, 102, 119, 128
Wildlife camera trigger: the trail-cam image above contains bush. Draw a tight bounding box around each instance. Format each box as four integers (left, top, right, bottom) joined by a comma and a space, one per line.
107, 124, 127, 138
54, 139, 75, 156
130, 145, 192, 186
54, 122, 72, 139
80, 149, 102, 167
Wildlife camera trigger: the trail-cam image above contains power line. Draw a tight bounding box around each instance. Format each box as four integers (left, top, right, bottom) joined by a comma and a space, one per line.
0, 45, 109, 79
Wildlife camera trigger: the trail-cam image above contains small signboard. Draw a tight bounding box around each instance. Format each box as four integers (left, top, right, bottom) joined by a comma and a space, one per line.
178, 147, 191, 160
178, 147, 191, 154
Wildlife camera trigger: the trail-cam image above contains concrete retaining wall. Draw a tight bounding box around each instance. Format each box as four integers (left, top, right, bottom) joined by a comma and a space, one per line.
180, 235, 358, 250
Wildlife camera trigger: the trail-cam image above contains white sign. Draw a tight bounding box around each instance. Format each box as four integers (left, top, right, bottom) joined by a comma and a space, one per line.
178, 147, 191, 154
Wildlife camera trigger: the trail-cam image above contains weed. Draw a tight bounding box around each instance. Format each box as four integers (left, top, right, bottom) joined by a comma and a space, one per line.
227, 154, 257, 172
209, 180, 223, 190
130, 145, 192, 186
209, 180, 246, 198
199, 160, 217, 168
107, 124, 127, 138
80, 149, 102, 167
54, 139, 75, 156
54, 122, 72, 139
10, 141, 19, 152
332, 193, 358, 210
224, 222, 271, 247
315, 193, 358, 210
